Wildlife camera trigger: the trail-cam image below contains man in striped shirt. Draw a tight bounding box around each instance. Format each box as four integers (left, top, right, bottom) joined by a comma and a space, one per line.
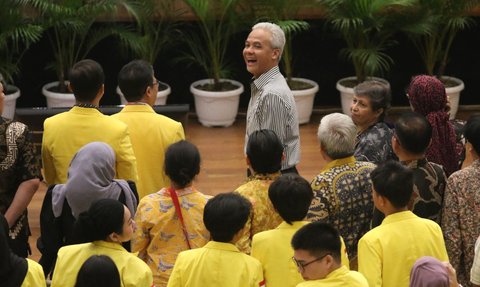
243, 22, 300, 174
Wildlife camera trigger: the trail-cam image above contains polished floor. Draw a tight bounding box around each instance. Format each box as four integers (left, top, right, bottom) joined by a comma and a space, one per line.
27, 113, 326, 261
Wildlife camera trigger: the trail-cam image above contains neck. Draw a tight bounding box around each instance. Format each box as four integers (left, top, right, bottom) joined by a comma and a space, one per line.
397, 152, 424, 162
127, 99, 149, 106
383, 206, 408, 217
75, 101, 98, 108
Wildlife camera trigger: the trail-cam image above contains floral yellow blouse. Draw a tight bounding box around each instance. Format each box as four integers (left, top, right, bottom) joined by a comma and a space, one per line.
235, 173, 282, 254
132, 187, 211, 287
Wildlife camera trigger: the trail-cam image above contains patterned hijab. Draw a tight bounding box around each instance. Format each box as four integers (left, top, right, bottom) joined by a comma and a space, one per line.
407, 75, 460, 176
410, 256, 449, 287
52, 142, 137, 219
0, 213, 28, 287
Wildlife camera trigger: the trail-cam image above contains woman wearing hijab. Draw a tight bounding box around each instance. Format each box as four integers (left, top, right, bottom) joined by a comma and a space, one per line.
51, 199, 153, 287
38, 141, 138, 277
410, 256, 461, 287
0, 213, 46, 287
407, 75, 463, 176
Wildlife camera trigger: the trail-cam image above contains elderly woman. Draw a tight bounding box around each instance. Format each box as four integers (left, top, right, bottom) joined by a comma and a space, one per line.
39, 142, 138, 277
0, 82, 41, 257
350, 80, 396, 164
407, 75, 463, 176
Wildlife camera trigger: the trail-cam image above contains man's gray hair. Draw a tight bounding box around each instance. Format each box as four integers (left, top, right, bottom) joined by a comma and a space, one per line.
252, 22, 285, 60
317, 113, 357, 159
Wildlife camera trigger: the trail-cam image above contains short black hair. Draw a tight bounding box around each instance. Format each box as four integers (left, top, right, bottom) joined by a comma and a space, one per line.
72, 199, 125, 244
291, 222, 341, 263
69, 59, 105, 102
268, 174, 313, 225
75, 255, 120, 287
164, 140, 201, 188
247, 129, 283, 174
394, 112, 432, 154
118, 60, 154, 102
465, 114, 480, 154
203, 192, 252, 243
370, 160, 413, 208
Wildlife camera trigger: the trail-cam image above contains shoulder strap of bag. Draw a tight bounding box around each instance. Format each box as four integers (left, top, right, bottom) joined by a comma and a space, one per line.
168, 187, 192, 249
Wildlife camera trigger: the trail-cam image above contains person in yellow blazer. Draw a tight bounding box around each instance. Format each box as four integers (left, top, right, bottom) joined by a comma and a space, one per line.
112, 60, 185, 199
292, 222, 368, 287
42, 59, 137, 185
358, 161, 449, 287
167, 192, 265, 287
251, 174, 350, 287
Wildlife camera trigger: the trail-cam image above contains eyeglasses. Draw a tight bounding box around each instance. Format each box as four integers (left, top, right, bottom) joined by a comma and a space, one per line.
292, 253, 331, 273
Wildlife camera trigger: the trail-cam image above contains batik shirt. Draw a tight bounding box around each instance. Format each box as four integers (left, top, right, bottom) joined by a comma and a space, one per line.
132, 187, 211, 287
235, 173, 282, 254
442, 160, 480, 287
307, 156, 375, 258
0, 118, 40, 240
354, 121, 396, 164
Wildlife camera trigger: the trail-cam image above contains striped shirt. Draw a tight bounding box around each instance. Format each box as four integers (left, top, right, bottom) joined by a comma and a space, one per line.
245, 66, 300, 170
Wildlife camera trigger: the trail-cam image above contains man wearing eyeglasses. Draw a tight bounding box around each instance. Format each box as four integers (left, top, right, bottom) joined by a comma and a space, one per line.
291, 222, 368, 286
112, 60, 185, 199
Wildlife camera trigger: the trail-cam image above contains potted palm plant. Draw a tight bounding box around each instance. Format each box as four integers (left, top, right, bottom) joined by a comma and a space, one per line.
181, 0, 246, 127
0, 0, 43, 119
27, 0, 141, 107
117, 0, 183, 105
248, 0, 318, 124
318, 0, 420, 114
407, 0, 477, 119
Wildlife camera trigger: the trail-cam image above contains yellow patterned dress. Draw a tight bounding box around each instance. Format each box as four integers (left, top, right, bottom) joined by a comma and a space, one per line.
132, 187, 211, 287
235, 173, 282, 254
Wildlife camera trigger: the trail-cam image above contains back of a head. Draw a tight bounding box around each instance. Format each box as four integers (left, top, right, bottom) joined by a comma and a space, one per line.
75, 255, 120, 287
72, 199, 125, 244
69, 59, 105, 102
268, 174, 313, 225
247, 129, 283, 174
164, 140, 201, 188
252, 22, 285, 58
394, 112, 432, 155
317, 113, 356, 159
118, 60, 154, 102
203, 192, 252, 243
67, 142, 116, 184
464, 114, 480, 155
409, 256, 449, 287
407, 75, 447, 116
370, 160, 414, 208
291, 222, 341, 263
354, 80, 391, 121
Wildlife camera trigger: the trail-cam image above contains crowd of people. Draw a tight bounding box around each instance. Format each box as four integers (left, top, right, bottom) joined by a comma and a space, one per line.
0, 21, 479, 287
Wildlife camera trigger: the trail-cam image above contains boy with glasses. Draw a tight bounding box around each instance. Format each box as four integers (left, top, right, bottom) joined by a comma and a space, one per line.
291, 222, 367, 286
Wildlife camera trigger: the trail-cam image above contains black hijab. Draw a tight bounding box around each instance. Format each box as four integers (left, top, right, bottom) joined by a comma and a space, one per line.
0, 214, 28, 287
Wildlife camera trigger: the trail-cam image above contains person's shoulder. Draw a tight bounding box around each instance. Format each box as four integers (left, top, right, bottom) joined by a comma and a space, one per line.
252, 228, 277, 243
346, 270, 369, 286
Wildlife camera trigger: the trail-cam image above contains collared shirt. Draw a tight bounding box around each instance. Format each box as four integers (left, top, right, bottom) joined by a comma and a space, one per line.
442, 159, 480, 286
132, 187, 210, 287
42, 106, 137, 184
251, 221, 350, 287
167, 241, 265, 287
112, 104, 185, 199
51, 240, 153, 287
354, 122, 395, 164
245, 66, 300, 170
296, 266, 368, 287
235, 173, 283, 254
307, 156, 375, 258
358, 211, 449, 287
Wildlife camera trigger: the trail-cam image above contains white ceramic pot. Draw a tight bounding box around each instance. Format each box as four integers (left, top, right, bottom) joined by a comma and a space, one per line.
116, 82, 171, 105
190, 79, 244, 127
442, 76, 464, 120
42, 81, 75, 108
3, 85, 21, 120
291, 78, 319, 124
336, 76, 390, 116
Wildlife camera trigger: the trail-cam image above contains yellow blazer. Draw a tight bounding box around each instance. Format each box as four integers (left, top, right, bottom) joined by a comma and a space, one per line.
42, 106, 138, 185
112, 104, 185, 199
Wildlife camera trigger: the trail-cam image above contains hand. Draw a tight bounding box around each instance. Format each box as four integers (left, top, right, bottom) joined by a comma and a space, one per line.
442, 262, 460, 287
